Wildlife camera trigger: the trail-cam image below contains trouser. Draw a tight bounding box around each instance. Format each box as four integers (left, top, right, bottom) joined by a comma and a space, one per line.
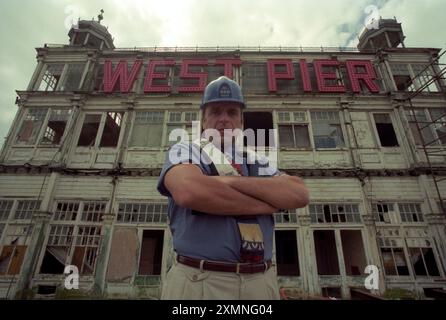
161, 259, 280, 300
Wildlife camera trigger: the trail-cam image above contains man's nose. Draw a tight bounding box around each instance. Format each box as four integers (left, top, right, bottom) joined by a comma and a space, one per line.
216, 112, 231, 123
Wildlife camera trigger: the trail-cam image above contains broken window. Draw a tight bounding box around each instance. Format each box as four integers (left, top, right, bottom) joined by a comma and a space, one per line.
40, 225, 73, 274
373, 113, 399, 147
100, 112, 123, 147
406, 109, 436, 146
398, 203, 424, 223
40, 109, 71, 145
275, 230, 300, 276
77, 114, 101, 147
309, 204, 361, 224
313, 230, 340, 275
81, 202, 106, 222
378, 237, 410, 276
38, 64, 64, 91
130, 111, 165, 148
77, 112, 125, 148
340, 230, 367, 276
40, 201, 103, 275
390, 63, 414, 92
242, 63, 268, 93
310, 111, 345, 148
411, 64, 439, 92
409, 247, 440, 277
372, 203, 394, 223
244, 112, 275, 148
274, 209, 298, 224
138, 230, 164, 275
165, 111, 198, 146
14, 200, 41, 220
15, 108, 48, 145
72, 226, 101, 275
117, 203, 168, 224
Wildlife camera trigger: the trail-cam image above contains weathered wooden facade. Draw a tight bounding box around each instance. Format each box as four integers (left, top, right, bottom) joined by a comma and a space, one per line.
0, 18, 445, 300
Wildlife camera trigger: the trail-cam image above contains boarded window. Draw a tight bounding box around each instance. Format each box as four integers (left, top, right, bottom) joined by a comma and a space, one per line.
0, 245, 27, 275
311, 111, 345, 148
373, 114, 399, 147
40, 109, 71, 145
16, 108, 48, 145
130, 111, 164, 148
164, 111, 198, 146
275, 230, 300, 276
138, 230, 164, 275
314, 230, 340, 275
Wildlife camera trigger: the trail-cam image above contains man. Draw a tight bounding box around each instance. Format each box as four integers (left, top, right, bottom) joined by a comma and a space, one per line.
157, 76, 309, 300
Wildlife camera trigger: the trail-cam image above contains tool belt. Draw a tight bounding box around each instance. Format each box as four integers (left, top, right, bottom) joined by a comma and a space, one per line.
177, 255, 272, 274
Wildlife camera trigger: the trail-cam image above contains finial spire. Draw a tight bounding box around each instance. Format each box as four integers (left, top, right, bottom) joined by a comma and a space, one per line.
98, 9, 104, 23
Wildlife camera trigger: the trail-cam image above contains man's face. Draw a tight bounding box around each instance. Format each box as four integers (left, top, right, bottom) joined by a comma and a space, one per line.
202, 102, 243, 148
202, 102, 243, 133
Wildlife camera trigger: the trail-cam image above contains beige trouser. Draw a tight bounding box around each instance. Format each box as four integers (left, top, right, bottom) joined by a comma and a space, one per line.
161, 259, 280, 300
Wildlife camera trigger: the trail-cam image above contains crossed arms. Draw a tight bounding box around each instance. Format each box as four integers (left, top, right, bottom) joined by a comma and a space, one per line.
164, 164, 310, 216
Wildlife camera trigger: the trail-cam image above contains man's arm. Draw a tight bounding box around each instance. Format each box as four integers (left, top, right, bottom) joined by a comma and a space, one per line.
217, 174, 310, 210
164, 164, 278, 216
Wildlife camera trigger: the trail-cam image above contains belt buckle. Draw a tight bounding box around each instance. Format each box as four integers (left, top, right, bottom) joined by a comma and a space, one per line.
236, 263, 241, 274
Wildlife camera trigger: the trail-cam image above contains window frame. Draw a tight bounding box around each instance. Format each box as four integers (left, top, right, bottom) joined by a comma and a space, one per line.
276, 111, 313, 150
34, 62, 88, 92
371, 112, 400, 148
13, 107, 73, 148
76, 111, 126, 149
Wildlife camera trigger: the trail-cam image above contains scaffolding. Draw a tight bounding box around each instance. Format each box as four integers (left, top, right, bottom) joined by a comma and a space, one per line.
403, 50, 446, 215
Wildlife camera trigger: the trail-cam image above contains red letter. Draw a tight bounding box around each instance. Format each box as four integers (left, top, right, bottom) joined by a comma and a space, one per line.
143, 59, 175, 93
299, 59, 312, 92
103, 59, 142, 93
346, 60, 380, 93
313, 59, 346, 93
267, 59, 295, 92
178, 59, 208, 92
214, 59, 242, 79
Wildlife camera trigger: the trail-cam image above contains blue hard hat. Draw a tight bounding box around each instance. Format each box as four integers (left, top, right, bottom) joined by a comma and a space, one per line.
200, 76, 246, 109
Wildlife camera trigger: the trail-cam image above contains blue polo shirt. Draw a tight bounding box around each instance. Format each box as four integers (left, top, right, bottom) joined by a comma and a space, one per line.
157, 142, 278, 263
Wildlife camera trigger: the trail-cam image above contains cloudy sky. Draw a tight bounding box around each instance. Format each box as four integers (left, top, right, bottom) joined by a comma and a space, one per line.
0, 0, 445, 149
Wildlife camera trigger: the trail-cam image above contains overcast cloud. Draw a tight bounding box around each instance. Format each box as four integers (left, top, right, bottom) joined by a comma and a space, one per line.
0, 0, 445, 149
